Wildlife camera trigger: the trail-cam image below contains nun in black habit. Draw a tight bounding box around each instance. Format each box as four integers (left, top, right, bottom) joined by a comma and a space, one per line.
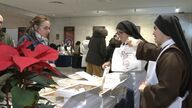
107, 20, 147, 108
137, 15, 192, 108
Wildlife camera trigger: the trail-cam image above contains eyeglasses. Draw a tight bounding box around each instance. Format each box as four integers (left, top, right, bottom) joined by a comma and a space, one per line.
43, 26, 51, 30
39, 26, 50, 31
116, 31, 124, 35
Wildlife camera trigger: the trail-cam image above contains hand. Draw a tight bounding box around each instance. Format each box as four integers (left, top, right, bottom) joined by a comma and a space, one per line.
126, 37, 142, 47
50, 63, 56, 67
139, 82, 147, 92
102, 61, 111, 69
125, 40, 133, 47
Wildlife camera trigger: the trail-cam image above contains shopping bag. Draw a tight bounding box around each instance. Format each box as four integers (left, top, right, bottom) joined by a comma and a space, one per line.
111, 45, 142, 72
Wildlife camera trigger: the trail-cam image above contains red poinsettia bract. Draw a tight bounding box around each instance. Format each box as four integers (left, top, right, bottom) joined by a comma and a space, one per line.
0, 40, 61, 76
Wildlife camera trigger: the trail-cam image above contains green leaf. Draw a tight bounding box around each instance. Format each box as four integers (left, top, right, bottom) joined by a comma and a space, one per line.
11, 86, 38, 108
30, 75, 56, 87
27, 84, 45, 91
0, 90, 5, 102
10, 78, 19, 87
26, 72, 40, 79
0, 73, 13, 84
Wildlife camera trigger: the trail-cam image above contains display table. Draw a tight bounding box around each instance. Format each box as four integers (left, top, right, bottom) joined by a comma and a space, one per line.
71, 56, 82, 68
55, 55, 72, 67
55, 55, 82, 68
39, 71, 130, 108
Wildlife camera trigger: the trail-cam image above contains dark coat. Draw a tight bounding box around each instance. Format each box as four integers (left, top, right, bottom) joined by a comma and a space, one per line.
86, 32, 106, 66
106, 38, 121, 61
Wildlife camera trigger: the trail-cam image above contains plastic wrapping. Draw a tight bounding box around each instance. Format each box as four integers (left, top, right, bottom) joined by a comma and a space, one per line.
63, 92, 102, 108
124, 71, 146, 108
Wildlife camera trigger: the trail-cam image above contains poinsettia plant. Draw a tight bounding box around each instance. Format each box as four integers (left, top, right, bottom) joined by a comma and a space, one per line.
0, 40, 62, 108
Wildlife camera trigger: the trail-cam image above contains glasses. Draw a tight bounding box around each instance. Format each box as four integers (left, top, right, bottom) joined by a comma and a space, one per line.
38, 26, 50, 31
43, 26, 51, 30
116, 31, 124, 35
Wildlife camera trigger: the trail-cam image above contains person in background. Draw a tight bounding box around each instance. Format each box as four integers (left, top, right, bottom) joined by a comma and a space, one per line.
18, 15, 50, 47
64, 40, 74, 55
105, 34, 121, 62
72, 41, 82, 68
49, 43, 58, 50
86, 28, 108, 77
58, 42, 66, 55
17, 15, 56, 67
0, 14, 14, 46
73, 41, 81, 56
134, 15, 192, 108
0, 14, 14, 97
81, 36, 91, 71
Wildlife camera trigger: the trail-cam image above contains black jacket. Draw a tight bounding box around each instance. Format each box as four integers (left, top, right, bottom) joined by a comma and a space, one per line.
86, 32, 106, 66
106, 38, 121, 61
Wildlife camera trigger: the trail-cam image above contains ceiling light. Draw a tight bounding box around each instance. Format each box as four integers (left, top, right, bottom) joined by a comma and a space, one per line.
175, 8, 180, 13
98, 0, 112, 2
105, 0, 112, 2
48, 1, 64, 4
96, 10, 104, 14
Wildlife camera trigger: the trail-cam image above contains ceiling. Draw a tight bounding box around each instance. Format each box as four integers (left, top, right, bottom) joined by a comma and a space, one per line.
0, 0, 192, 18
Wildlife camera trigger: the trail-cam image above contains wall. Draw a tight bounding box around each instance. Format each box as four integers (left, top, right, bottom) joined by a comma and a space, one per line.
0, 12, 31, 44
1, 12, 192, 51
178, 14, 192, 51
2, 13, 30, 28
50, 14, 192, 49
50, 15, 157, 45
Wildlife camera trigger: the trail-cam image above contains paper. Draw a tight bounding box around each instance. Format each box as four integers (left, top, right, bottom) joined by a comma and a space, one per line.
75, 71, 98, 83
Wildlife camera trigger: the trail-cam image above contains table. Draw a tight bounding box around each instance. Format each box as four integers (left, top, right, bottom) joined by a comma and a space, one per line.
40, 70, 146, 108
71, 56, 82, 68
55, 55, 82, 68
55, 55, 72, 67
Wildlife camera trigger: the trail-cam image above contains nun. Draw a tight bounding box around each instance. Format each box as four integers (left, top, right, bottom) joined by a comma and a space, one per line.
102, 20, 146, 108
137, 15, 191, 108
102, 20, 146, 69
